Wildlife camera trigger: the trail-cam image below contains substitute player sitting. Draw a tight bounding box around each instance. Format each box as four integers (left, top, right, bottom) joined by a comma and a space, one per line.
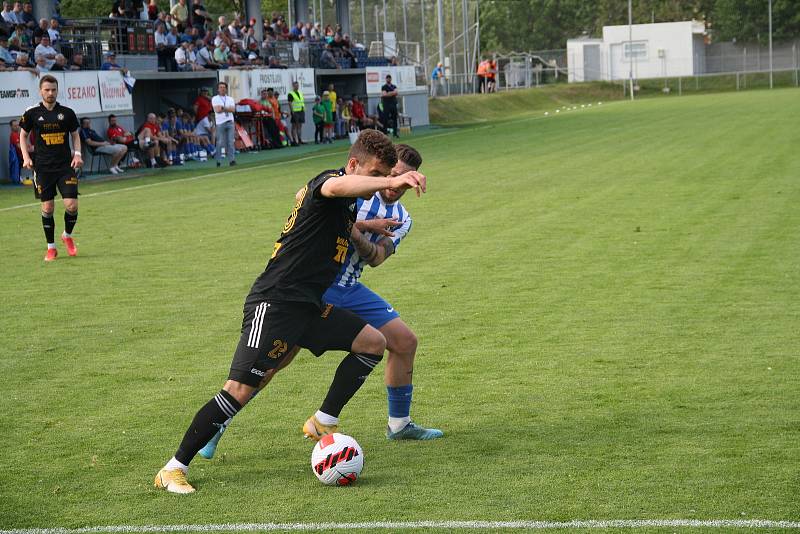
197, 144, 441, 460
154, 130, 426, 494
19, 74, 82, 261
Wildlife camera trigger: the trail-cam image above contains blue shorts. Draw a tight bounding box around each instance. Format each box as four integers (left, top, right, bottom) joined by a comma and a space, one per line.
322, 283, 400, 329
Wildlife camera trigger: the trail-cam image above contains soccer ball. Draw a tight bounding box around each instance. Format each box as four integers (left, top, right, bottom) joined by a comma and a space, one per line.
311, 433, 363, 486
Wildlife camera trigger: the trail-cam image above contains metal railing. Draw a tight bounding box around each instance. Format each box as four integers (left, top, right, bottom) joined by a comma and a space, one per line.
59, 18, 156, 69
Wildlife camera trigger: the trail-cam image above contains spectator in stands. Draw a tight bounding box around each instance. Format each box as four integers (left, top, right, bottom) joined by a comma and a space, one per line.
323, 24, 333, 43
175, 40, 199, 71
147, 0, 158, 20
0, 34, 12, 64
101, 51, 130, 75
302, 22, 311, 40
381, 74, 399, 138
228, 42, 247, 68
1, 2, 15, 24
195, 40, 220, 69
106, 115, 140, 165
267, 54, 286, 69
227, 17, 243, 47
213, 40, 229, 66
190, 0, 208, 34
9, 2, 22, 23
430, 62, 444, 97
319, 43, 338, 69
241, 26, 257, 49
10, 23, 30, 49
47, 18, 59, 44
289, 21, 302, 41
310, 22, 321, 41
33, 53, 49, 72
139, 112, 173, 167
155, 22, 175, 71
69, 52, 85, 70
32, 17, 46, 43
170, 0, 188, 31
50, 53, 68, 70
20, 2, 33, 30
34, 34, 56, 68
80, 117, 128, 174
12, 51, 35, 71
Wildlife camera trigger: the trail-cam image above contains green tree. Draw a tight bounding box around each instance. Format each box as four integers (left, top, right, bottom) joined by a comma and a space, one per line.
713, 0, 800, 43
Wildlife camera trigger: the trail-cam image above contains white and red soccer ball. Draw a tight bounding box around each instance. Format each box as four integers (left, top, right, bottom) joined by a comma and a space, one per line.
311, 433, 363, 486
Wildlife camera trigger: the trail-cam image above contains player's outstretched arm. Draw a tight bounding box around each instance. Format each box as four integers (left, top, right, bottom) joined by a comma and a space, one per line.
321, 171, 426, 199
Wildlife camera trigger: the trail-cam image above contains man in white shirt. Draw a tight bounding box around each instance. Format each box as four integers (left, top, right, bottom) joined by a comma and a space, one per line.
47, 18, 60, 44
34, 35, 57, 69
195, 40, 220, 69
1, 2, 15, 23
211, 81, 236, 167
174, 41, 190, 70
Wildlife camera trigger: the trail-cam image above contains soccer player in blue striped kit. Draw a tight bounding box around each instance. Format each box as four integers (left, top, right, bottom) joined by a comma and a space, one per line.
199, 144, 442, 460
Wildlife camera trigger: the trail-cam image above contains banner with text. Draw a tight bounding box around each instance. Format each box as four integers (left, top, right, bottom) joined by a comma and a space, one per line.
0, 71, 39, 118
365, 66, 417, 95
97, 70, 133, 112
218, 69, 251, 102
247, 68, 315, 102
58, 71, 103, 115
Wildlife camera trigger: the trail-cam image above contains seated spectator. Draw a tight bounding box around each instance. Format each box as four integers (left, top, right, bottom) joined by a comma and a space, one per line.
106, 114, 141, 164
49, 53, 68, 70
155, 22, 177, 71
212, 40, 229, 66
193, 109, 215, 150
9, 1, 21, 23
34, 53, 49, 72
389, 55, 399, 66
34, 34, 56, 68
227, 17, 243, 47
101, 51, 129, 74
241, 26, 257, 49
11, 51, 35, 71
1, 2, 15, 24
302, 22, 311, 40
318, 43, 338, 69
192, 87, 213, 122
174, 40, 194, 70
161, 109, 184, 164
10, 23, 31, 49
46, 17, 59, 44
195, 40, 220, 69
137, 112, 173, 167
0, 34, 13, 65
323, 24, 333, 43
80, 117, 128, 174
351, 94, 373, 128
310, 22, 321, 41
289, 21, 302, 41
6, 36, 21, 54
268, 55, 286, 69
227, 42, 245, 68
32, 16, 46, 42
69, 52, 85, 70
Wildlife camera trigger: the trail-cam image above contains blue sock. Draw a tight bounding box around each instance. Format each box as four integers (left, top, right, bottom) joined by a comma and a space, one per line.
387, 385, 413, 419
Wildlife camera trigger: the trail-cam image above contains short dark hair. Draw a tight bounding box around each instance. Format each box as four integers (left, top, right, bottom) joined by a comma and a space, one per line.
39, 74, 58, 87
80, 117, 89, 124
108, 114, 116, 120
349, 130, 397, 169
395, 144, 422, 170
218, 81, 228, 88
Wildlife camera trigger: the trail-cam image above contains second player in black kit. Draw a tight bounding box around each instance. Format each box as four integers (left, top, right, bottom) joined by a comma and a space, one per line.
155, 130, 427, 493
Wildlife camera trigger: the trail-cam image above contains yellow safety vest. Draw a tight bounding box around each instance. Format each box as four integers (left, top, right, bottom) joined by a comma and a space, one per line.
289, 90, 304, 112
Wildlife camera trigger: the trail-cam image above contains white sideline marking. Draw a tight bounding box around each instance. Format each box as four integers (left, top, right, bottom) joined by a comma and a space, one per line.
0, 128, 472, 214
2, 519, 799, 533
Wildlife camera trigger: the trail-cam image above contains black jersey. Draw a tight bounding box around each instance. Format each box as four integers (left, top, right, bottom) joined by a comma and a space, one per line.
19, 102, 79, 174
249, 168, 357, 306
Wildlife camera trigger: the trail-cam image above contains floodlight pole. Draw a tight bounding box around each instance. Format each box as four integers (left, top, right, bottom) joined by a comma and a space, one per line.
628, 0, 634, 101
768, 0, 774, 88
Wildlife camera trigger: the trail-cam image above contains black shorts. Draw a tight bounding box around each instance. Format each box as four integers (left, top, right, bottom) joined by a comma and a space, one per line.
33, 169, 79, 202
291, 111, 305, 125
229, 298, 367, 387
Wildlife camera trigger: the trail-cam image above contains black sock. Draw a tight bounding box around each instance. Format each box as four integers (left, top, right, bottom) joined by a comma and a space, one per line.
175, 390, 241, 465
64, 210, 78, 235
41, 213, 55, 244
320, 353, 383, 418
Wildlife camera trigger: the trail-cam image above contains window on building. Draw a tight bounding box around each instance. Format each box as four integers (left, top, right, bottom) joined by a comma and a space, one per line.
623, 41, 647, 61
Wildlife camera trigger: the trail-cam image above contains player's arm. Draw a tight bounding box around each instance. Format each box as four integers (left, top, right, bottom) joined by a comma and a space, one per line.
70, 129, 83, 169
19, 128, 33, 169
350, 226, 395, 267
320, 170, 426, 199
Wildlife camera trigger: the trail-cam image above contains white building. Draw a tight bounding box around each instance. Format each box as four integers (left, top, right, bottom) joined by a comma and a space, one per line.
567, 21, 707, 82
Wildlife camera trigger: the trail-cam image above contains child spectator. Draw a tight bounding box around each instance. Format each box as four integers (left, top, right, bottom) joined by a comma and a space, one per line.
312, 95, 324, 144
321, 89, 333, 143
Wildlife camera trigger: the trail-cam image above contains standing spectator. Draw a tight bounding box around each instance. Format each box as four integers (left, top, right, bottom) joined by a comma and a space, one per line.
1, 2, 15, 24
34, 34, 57, 69
266, 87, 281, 125
192, 87, 213, 122
289, 21, 302, 40
381, 74, 399, 138
327, 83, 337, 135
430, 62, 444, 97
68, 52, 85, 69
147, 0, 158, 20
302, 22, 311, 40
476, 58, 489, 93
311, 95, 324, 144
321, 89, 333, 143
47, 18, 60, 44
19, 1, 34, 29
241, 26, 257, 50
319, 43, 338, 69
190, 0, 208, 34
486, 59, 497, 93
256, 88, 281, 148
32, 17, 47, 43
79, 117, 128, 174
10, 1, 22, 23
211, 81, 236, 167
287, 80, 305, 146
169, 0, 188, 31
336, 98, 349, 137
310, 22, 321, 40
155, 22, 176, 71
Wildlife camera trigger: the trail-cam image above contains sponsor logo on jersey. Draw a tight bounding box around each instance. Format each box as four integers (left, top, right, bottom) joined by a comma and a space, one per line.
57, 113, 64, 120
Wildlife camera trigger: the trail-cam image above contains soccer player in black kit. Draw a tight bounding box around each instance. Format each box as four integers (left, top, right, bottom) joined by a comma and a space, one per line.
155, 130, 426, 493
19, 75, 83, 262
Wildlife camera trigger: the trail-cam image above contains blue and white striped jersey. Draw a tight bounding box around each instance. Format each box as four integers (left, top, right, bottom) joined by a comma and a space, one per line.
333, 192, 413, 287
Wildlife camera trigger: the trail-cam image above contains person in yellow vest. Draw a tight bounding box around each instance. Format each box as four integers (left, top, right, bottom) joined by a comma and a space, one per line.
327, 83, 338, 138
288, 80, 305, 146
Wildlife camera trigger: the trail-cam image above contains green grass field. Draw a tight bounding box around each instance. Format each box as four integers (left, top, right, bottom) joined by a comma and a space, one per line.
1, 88, 799, 533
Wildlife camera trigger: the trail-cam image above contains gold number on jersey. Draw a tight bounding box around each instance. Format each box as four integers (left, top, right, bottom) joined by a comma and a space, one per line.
270, 242, 282, 259
283, 185, 308, 234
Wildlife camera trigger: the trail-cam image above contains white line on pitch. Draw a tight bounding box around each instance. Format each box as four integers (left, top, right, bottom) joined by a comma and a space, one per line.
0, 128, 471, 214
2, 519, 800, 533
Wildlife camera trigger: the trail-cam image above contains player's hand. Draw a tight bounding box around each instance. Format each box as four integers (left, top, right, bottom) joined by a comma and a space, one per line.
22, 157, 33, 170
71, 154, 83, 170
390, 171, 426, 196
357, 217, 401, 237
